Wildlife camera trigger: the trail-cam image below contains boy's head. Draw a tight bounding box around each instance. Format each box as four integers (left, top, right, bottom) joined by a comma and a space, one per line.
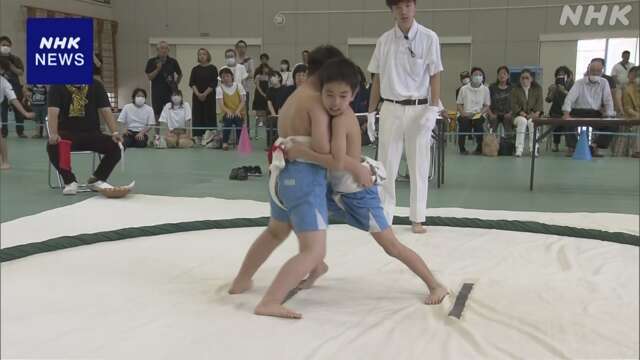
318, 57, 360, 117
307, 45, 345, 77
225, 49, 237, 67
387, 0, 416, 30
220, 67, 234, 84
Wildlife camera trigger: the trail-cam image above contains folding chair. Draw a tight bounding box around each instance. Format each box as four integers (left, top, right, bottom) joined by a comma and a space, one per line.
45, 118, 101, 190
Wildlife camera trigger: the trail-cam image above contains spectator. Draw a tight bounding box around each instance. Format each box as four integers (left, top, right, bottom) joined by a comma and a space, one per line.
145, 41, 182, 136
611, 50, 635, 88
118, 88, 155, 148
189, 48, 218, 144
350, 66, 370, 114
279, 59, 294, 86
488, 66, 513, 134
545, 66, 574, 152
562, 59, 615, 157
511, 69, 543, 157
592, 57, 622, 114
93, 53, 103, 82
253, 63, 272, 131
235, 41, 255, 123
46, 82, 123, 195
455, 71, 470, 100
259, 53, 270, 66
216, 68, 246, 151
284, 64, 308, 99
456, 67, 490, 155
0, 36, 26, 138
224, 48, 249, 134
621, 66, 640, 158
267, 71, 287, 116
266, 71, 287, 147
160, 90, 193, 148
0, 76, 34, 170
26, 83, 48, 138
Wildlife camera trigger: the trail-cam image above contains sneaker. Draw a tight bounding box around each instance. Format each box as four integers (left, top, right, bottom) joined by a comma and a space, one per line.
88, 179, 114, 192
63, 182, 78, 195
552, 144, 559, 152
31, 134, 43, 139
17, 134, 27, 139
236, 167, 248, 180
515, 152, 522, 158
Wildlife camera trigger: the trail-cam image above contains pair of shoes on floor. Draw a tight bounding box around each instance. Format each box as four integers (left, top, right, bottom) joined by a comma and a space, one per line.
241, 166, 262, 177
63, 178, 113, 195
229, 167, 249, 181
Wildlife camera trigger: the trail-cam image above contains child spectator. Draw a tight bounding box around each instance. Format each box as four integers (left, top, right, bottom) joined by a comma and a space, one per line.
26, 84, 47, 138
118, 88, 155, 148
159, 89, 193, 148
216, 67, 246, 151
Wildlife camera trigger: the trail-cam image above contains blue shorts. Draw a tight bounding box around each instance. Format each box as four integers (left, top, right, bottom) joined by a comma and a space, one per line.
326, 185, 390, 233
270, 161, 328, 233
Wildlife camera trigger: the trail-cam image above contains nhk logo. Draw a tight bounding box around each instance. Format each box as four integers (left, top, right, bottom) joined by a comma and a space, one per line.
27, 18, 93, 84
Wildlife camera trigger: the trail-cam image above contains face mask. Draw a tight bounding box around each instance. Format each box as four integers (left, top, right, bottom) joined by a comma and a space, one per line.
472, 75, 483, 85
0, 46, 10, 55
588, 75, 600, 83
462, 78, 470, 85
134, 97, 146, 106
270, 77, 280, 86
280, 64, 288, 71
171, 96, 182, 104
225, 58, 236, 67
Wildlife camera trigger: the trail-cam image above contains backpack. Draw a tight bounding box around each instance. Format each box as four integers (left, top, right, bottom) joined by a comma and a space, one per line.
498, 137, 515, 156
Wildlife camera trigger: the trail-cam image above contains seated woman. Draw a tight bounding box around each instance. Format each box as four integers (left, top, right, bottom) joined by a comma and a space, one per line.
216, 67, 246, 150
488, 66, 512, 135
456, 67, 490, 155
545, 66, 574, 152
511, 69, 543, 157
118, 88, 155, 148
159, 89, 193, 148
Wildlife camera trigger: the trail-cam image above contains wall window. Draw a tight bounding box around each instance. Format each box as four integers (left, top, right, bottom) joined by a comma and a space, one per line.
576, 37, 639, 76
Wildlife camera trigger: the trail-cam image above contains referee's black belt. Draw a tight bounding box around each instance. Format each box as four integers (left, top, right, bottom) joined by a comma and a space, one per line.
384, 98, 429, 106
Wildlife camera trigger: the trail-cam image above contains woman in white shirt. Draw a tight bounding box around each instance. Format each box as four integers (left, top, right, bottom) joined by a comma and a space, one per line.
456, 67, 491, 155
118, 88, 155, 148
159, 90, 193, 148
279, 59, 294, 86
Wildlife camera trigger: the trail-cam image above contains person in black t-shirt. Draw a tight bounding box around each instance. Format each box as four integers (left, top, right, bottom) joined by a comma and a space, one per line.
47, 81, 123, 195
145, 41, 182, 134
265, 71, 289, 148
0, 36, 26, 138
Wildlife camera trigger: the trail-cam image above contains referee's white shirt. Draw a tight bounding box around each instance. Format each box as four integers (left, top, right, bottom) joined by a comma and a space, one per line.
368, 20, 443, 101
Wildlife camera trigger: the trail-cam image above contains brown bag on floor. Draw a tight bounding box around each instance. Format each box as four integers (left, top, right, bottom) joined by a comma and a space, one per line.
483, 132, 499, 157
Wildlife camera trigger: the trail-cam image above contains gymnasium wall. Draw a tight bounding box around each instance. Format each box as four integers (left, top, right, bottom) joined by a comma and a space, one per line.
1, 0, 638, 108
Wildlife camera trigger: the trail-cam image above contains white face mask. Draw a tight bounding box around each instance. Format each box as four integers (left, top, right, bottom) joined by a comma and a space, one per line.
0, 46, 10, 55
225, 57, 236, 67
134, 96, 146, 106
472, 75, 483, 85
171, 96, 182, 104
462, 78, 470, 85
280, 64, 288, 71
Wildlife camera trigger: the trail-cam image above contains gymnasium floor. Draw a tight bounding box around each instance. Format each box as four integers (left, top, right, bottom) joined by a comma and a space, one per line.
1, 132, 638, 222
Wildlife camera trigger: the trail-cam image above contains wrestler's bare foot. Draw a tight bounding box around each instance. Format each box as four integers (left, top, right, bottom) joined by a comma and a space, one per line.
254, 301, 302, 319
228, 278, 253, 294
412, 222, 427, 234
298, 262, 329, 290
425, 285, 449, 305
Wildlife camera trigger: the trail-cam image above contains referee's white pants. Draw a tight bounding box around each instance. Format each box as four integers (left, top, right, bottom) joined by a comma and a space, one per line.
378, 102, 436, 224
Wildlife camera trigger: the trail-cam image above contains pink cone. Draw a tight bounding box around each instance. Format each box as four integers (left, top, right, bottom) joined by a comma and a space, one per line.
237, 124, 253, 155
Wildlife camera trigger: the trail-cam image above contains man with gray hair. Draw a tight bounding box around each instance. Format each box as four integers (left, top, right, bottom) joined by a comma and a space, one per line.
145, 41, 183, 134
562, 59, 615, 157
